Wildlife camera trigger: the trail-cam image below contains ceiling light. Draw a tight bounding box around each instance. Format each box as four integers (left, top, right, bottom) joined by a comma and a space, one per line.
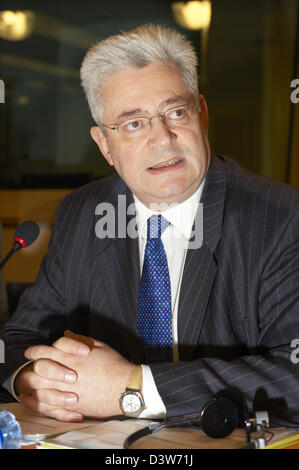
0, 10, 34, 41
172, 1, 212, 30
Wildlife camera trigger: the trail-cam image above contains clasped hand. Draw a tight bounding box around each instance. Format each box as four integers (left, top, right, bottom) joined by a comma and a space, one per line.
15, 331, 134, 422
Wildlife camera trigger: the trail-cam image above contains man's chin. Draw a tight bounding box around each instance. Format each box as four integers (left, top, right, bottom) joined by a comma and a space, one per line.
138, 189, 196, 210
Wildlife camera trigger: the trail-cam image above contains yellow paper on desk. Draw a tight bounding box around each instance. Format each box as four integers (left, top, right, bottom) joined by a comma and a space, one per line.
265, 434, 299, 449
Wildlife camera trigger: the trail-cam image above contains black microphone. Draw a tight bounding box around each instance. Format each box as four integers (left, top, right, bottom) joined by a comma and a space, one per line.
0, 221, 40, 271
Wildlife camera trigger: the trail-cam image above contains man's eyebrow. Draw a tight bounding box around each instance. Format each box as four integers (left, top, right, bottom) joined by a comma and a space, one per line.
159, 96, 187, 108
116, 108, 144, 122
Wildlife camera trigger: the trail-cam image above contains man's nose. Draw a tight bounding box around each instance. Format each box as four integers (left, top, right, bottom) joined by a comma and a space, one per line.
147, 117, 176, 148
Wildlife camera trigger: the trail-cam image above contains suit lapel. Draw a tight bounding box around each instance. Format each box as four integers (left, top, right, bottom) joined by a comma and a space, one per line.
178, 155, 227, 360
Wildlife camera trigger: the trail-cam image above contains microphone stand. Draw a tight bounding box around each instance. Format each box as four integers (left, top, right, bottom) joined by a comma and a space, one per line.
0, 242, 22, 271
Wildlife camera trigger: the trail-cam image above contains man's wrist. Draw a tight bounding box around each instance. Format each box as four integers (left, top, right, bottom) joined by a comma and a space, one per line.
119, 365, 144, 417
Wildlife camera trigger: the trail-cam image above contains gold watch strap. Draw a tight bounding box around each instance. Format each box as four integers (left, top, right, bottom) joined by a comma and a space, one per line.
126, 365, 142, 391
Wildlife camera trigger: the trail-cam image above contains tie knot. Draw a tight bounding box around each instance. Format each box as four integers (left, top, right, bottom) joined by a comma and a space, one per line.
147, 215, 170, 239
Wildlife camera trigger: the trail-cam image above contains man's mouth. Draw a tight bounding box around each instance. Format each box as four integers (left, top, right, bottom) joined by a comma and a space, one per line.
149, 158, 183, 170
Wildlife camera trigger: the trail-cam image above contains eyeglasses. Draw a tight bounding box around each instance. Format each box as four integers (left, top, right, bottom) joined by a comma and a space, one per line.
102, 103, 199, 138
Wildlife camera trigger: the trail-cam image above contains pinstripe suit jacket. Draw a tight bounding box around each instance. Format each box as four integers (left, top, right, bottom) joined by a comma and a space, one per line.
1, 154, 299, 424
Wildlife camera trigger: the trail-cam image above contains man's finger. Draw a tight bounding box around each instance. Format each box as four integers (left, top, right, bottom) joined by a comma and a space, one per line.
33, 358, 77, 384
34, 389, 78, 408
25, 344, 66, 363
19, 368, 74, 392
19, 393, 83, 422
64, 330, 104, 348
53, 335, 90, 356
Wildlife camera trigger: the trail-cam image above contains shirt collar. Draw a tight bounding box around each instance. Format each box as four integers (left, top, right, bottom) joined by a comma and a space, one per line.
133, 179, 205, 239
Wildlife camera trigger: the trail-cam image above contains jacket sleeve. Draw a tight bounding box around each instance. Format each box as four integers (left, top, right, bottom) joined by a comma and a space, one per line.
150, 208, 299, 426
0, 200, 68, 386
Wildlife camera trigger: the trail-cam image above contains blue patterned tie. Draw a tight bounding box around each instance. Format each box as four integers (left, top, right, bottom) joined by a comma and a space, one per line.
138, 214, 173, 363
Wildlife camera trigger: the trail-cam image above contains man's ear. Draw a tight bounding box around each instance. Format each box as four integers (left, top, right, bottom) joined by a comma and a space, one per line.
198, 94, 209, 134
90, 126, 114, 166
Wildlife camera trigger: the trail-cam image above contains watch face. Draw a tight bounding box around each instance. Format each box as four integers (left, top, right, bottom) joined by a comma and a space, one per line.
122, 393, 142, 413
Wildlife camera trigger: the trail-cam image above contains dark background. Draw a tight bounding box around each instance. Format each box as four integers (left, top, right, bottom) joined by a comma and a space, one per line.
0, 0, 298, 188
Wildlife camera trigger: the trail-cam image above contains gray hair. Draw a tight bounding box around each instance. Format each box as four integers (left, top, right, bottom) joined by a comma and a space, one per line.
80, 24, 199, 125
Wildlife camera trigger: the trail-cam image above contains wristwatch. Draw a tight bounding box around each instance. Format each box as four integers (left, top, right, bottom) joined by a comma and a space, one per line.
119, 365, 145, 417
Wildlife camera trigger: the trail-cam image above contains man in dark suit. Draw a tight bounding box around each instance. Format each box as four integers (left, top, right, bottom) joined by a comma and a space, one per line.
1, 25, 299, 426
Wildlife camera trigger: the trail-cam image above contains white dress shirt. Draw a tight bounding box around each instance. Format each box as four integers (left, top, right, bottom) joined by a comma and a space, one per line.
134, 181, 205, 418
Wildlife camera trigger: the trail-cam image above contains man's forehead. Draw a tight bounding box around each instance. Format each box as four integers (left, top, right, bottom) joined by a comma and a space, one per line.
101, 61, 190, 121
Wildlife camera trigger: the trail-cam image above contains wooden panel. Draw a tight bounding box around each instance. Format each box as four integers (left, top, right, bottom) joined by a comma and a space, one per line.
0, 189, 72, 282
0, 189, 72, 225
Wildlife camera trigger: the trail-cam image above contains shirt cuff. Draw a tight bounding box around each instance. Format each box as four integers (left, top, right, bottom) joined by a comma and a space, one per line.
139, 364, 166, 419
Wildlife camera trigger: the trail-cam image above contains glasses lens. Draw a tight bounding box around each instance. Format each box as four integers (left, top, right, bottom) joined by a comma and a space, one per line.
117, 104, 193, 138
164, 105, 190, 126
119, 117, 149, 137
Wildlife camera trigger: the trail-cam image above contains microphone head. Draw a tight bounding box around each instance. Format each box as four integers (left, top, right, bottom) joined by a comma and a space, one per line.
13, 221, 40, 248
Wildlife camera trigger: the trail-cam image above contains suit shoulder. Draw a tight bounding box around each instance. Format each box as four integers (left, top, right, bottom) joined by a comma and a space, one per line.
56, 173, 126, 216
217, 154, 299, 215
